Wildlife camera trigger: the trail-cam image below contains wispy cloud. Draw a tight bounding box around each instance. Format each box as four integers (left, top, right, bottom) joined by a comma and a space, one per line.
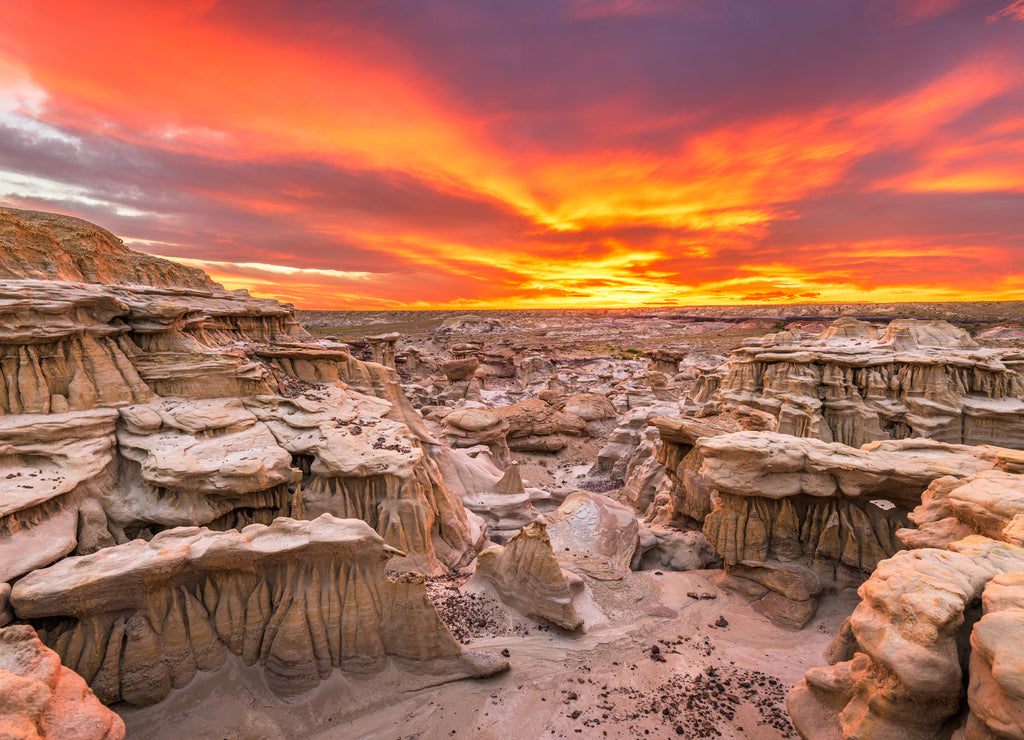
0, 0, 1022, 307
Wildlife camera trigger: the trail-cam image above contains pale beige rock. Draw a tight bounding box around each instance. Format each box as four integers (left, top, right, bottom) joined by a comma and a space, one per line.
0, 624, 125, 740
634, 526, 718, 571
788, 536, 1024, 739
899, 470, 1024, 550
472, 520, 583, 630
959, 572, 1024, 740
716, 317, 1024, 448
0, 409, 118, 581
697, 431, 1020, 628
247, 388, 478, 573
11, 515, 508, 706
546, 492, 639, 580
443, 397, 587, 457
428, 445, 539, 541
110, 398, 300, 535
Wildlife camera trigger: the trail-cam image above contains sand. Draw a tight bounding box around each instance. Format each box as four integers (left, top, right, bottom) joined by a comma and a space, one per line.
118, 570, 858, 740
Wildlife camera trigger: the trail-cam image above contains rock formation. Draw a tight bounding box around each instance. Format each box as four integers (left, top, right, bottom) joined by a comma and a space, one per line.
0, 208, 479, 582
0, 208, 506, 726
790, 461, 1024, 738
0, 409, 119, 582
0, 207, 211, 288
472, 519, 584, 630
10, 515, 507, 707
960, 572, 1024, 739
441, 397, 588, 465
0, 624, 125, 740
704, 316, 1024, 448
546, 492, 639, 580
788, 536, 1024, 739
698, 431, 1019, 627
430, 446, 540, 542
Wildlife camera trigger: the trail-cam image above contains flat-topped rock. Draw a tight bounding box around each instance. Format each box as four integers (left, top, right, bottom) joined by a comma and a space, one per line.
708, 317, 1024, 449
12, 515, 508, 705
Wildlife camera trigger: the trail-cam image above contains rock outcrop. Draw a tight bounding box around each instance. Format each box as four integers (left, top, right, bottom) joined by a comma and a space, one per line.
0, 409, 119, 582
698, 432, 1019, 627
11, 515, 507, 707
960, 572, 1024, 739
0, 624, 125, 740
442, 397, 588, 465
708, 317, 1024, 449
546, 492, 639, 580
430, 446, 539, 542
0, 207, 212, 288
0, 209, 480, 581
790, 464, 1024, 739
788, 536, 1024, 739
472, 519, 584, 630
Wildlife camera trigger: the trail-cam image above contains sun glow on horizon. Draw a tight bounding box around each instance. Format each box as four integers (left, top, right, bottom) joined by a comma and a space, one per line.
1, 0, 1022, 308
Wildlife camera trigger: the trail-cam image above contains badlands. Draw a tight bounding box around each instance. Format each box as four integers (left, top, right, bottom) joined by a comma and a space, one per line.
2, 206, 1024, 739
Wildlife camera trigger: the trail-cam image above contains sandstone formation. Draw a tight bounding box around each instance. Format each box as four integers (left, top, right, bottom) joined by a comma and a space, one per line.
898, 469, 1024, 550
546, 492, 639, 580
0, 624, 125, 740
0, 207, 211, 288
0, 209, 479, 582
10, 515, 507, 706
0, 409, 118, 582
788, 536, 1024, 739
441, 397, 588, 465
960, 572, 1024, 739
701, 316, 1024, 449
790, 461, 1024, 739
698, 431, 1019, 627
635, 526, 718, 571
472, 519, 584, 630
430, 446, 540, 542
594, 402, 679, 482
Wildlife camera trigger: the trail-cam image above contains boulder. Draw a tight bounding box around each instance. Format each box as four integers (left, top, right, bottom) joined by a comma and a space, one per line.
0, 624, 125, 740
472, 520, 583, 630
547, 492, 639, 580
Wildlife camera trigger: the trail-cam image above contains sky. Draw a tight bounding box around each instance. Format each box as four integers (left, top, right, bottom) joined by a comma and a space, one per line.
1, 0, 1023, 309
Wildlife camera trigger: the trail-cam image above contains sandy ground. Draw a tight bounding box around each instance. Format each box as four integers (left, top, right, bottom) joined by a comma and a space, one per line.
118, 570, 858, 740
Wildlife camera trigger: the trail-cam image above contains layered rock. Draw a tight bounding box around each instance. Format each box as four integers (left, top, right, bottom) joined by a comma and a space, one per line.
698, 432, 1016, 627
247, 387, 477, 572
0, 206, 211, 288
11, 515, 507, 707
0, 409, 119, 582
110, 398, 299, 539
472, 519, 584, 630
960, 572, 1024, 739
712, 317, 1024, 448
898, 469, 1024, 550
430, 446, 539, 542
0, 208, 479, 577
441, 397, 588, 465
0, 624, 125, 740
788, 536, 1024, 739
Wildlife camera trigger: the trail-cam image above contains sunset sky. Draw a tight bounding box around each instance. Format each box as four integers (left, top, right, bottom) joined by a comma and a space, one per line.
1, 0, 1023, 309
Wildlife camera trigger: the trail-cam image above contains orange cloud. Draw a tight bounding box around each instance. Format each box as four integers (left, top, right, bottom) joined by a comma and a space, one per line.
1, 0, 1022, 308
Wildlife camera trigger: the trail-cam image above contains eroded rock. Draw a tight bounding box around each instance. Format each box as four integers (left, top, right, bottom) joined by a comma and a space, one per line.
472, 519, 583, 630
0, 624, 125, 740
11, 515, 508, 706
